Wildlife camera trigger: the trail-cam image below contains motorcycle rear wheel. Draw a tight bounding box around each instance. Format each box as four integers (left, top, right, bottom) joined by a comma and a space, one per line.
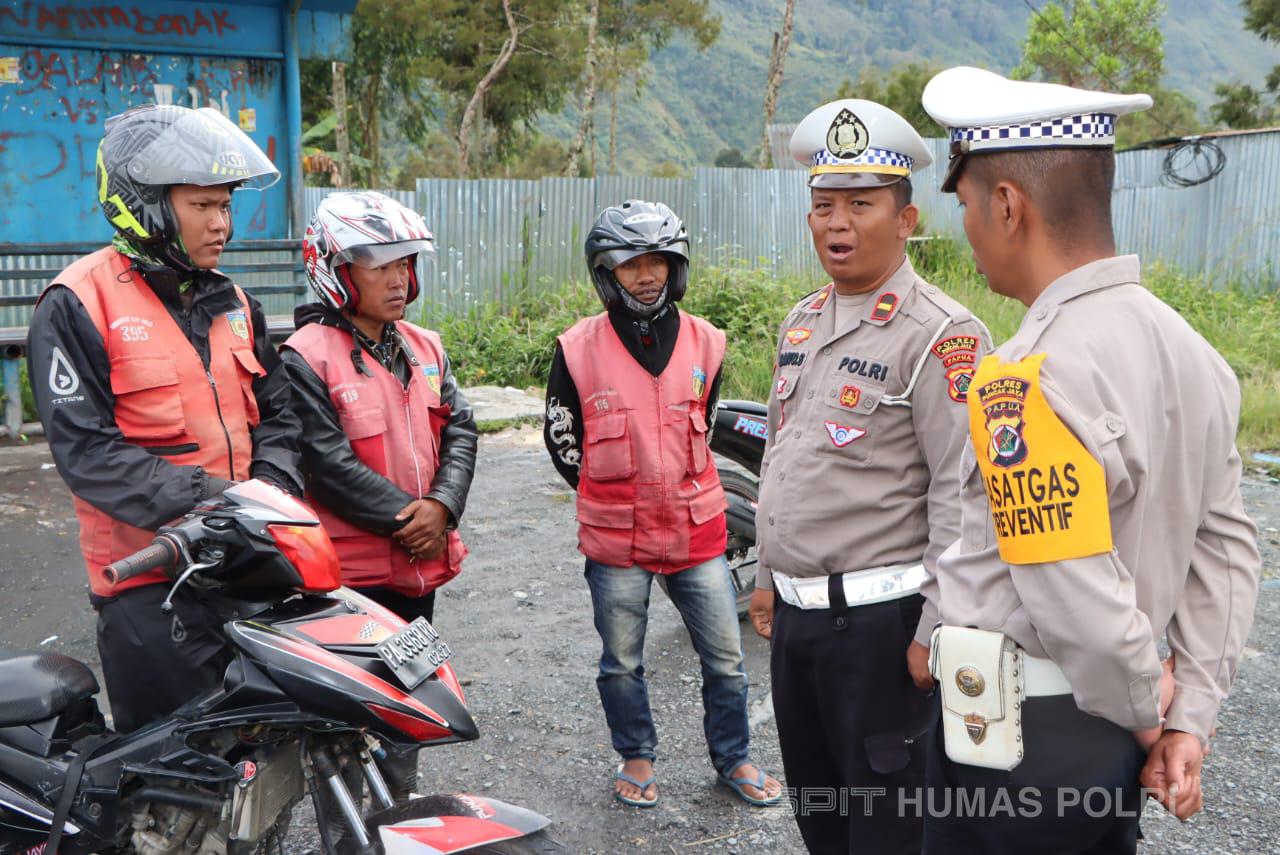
719, 470, 758, 620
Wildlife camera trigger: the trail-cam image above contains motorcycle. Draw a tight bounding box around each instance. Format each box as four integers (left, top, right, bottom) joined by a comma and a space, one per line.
709, 400, 768, 620
0, 480, 568, 855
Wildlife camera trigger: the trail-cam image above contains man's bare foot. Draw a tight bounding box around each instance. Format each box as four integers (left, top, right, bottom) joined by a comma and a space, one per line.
725, 762, 782, 804
614, 758, 657, 805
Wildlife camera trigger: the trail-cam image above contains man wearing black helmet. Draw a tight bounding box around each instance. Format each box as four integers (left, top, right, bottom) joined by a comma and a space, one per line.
26, 105, 303, 733
543, 200, 782, 809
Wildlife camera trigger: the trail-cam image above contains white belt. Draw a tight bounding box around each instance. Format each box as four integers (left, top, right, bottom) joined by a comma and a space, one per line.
1022, 653, 1073, 697
772, 563, 927, 610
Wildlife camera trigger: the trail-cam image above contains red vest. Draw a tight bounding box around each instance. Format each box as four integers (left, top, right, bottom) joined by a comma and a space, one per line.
559, 311, 727, 574
284, 321, 465, 596
55, 247, 260, 597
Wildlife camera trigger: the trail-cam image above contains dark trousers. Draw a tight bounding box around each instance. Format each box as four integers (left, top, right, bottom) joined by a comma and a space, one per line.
95, 584, 232, 733
357, 586, 437, 624
924, 694, 1145, 855
771, 593, 932, 855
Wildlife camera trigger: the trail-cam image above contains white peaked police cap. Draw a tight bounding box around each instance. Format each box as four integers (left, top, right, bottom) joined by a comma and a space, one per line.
921, 66, 1152, 191
790, 99, 933, 189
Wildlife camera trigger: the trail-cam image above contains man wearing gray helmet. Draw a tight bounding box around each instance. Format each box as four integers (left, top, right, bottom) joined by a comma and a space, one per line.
543, 200, 781, 809
26, 104, 302, 733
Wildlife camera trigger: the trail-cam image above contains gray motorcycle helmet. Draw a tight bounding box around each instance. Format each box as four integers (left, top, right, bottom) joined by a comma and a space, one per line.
584, 200, 690, 318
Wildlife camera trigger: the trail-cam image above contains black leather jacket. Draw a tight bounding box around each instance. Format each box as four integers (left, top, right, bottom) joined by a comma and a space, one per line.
280, 303, 478, 536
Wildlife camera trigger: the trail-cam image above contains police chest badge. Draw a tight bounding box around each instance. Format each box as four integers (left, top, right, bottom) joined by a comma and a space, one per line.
227, 309, 250, 341
785, 327, 812, 346
823, 420, 866, 448
968, 353, 1112, 565
838, 384, 861, 409
692, 366, 707, 398
826, 108, 870, 160
423, 363, 441, 394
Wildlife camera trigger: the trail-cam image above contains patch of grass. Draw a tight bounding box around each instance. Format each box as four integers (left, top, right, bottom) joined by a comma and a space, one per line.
428, 238, 1280, 452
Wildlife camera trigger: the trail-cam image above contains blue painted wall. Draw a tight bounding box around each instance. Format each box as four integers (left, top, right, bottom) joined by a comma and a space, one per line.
0, 0, 354, 244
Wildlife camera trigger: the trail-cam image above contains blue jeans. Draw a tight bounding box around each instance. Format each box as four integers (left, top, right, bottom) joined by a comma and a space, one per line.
584, 555, 751, 776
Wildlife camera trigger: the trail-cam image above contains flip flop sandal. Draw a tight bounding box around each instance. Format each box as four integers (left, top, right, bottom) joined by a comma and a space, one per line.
718, 766, 782, 807
614, 763, 659, 808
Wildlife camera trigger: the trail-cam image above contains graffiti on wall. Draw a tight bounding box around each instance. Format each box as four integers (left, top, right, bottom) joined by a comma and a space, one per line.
0, 3, 239, 39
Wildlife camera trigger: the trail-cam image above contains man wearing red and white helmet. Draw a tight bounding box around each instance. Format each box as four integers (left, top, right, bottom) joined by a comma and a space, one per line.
284, 191, 477, 621
282, 192, 477, 799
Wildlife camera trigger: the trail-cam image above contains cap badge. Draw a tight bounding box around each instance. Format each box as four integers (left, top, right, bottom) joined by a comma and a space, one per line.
826, 108, 870, 160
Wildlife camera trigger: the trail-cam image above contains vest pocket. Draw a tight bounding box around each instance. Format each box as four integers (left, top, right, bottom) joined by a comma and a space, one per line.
231, 347, 266, 427
109, 356, 186, 440
338, 406, 389, 470
583, 412, 634, 481
576, 495, 635, 566
688, 483, 727, 525
687, 409, 710, 474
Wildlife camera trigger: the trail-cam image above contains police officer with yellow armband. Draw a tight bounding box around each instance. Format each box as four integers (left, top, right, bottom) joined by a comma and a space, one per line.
919, 67, 1262, 853
749, 100, 991, 855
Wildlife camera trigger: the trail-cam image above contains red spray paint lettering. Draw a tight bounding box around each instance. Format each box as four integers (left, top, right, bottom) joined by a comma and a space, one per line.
0, 3, 237, 38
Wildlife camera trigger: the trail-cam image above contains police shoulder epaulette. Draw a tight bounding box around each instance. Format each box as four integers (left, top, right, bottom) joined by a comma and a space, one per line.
910, 281, 973, 325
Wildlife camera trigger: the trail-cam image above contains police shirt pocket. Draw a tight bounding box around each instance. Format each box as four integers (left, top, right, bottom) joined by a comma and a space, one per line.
1086, 411, 1133, 506
687, 409, 710, 474
231, 347, 266, 427
584, 412, 635, 481
864, 731, 913, 775
339, 406, 389, 469
815, 379, 882, 463
109, 356, 186, 440
774, 367, 801, 401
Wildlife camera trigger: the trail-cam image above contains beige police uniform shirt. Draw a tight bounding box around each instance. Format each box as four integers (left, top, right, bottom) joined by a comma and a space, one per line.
757, 254, 991, 645
936, 255, 1260, 741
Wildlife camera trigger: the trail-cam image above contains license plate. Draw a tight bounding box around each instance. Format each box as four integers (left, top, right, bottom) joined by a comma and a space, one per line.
375, 617, 452, 690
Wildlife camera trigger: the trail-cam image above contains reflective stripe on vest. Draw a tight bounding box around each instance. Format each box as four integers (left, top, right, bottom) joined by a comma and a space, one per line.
58, 247, 261, 597
284, 321, 466, 596
559, 310, 728, 574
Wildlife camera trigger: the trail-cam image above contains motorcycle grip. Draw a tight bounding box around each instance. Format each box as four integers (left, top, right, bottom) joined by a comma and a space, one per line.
102, 537, 180, 586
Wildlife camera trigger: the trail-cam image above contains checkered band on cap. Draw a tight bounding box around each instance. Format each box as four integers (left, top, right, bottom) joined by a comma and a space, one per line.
950, 113, 1117, 150
811, 146, 915, 171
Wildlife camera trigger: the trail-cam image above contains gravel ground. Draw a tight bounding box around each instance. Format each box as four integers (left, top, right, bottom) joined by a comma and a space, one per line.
1, 429, 1277, 853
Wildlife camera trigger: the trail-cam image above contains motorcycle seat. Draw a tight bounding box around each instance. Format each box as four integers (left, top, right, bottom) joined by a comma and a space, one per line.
0, 650, 99, 726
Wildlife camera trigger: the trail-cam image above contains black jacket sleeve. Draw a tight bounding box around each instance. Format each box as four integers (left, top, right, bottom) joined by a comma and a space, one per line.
280, 347, 415, 537
543, 344, 583, 490
424, 353, 478, 525
705, 367, 723, 437
245, 294, 304, 495
27, 286, 211, 529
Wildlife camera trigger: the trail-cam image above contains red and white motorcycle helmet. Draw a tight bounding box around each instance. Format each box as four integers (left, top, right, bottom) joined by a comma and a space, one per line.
303, 191, 435, 311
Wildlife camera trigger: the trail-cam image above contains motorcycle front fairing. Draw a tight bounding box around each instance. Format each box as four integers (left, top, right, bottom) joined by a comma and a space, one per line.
223, 592, 478, 748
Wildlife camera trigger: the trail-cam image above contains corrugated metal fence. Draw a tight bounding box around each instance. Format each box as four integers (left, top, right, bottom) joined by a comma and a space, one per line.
300, 132, 1277, 315
4, 133, 1275, 329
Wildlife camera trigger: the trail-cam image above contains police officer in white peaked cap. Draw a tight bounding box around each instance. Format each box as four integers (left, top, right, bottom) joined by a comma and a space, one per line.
920, 66, 1260, 853
750, 98, 990, 855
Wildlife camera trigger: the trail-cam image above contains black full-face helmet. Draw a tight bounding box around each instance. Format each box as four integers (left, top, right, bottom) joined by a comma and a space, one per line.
96, 104, 279, 271
584, 200, 690, 318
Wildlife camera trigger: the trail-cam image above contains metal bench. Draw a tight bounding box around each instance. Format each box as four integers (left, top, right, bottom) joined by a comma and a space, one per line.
0, 240, 305, 438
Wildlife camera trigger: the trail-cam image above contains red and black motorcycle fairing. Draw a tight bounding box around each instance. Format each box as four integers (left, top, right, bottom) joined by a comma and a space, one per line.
0, 481, 564, 855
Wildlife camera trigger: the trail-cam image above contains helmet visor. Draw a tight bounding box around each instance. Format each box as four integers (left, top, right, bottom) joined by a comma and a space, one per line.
337, 239, 435, 269
595, 245, 688, 271
126, 108, 280, 190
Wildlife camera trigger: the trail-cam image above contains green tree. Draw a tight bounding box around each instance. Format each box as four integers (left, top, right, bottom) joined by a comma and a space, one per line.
714, 147, 751, 168
597, 0, 720, 173
1013, 0, 1200, 145
1210, 0, 1280, 129
1014, 0, 1165, 92
834, 63, 944, 137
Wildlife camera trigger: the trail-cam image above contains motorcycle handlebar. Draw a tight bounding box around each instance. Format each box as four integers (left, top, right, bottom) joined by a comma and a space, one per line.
102, 536, 181, 586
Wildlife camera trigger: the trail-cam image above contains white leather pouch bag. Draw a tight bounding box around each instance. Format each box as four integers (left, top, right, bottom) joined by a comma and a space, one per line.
929, 625, 1025, 771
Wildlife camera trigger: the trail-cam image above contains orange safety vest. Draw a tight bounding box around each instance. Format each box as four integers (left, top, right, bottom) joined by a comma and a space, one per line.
559, 310, 727, 574
284, 321, 466, 596
56, 247, 262, 597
